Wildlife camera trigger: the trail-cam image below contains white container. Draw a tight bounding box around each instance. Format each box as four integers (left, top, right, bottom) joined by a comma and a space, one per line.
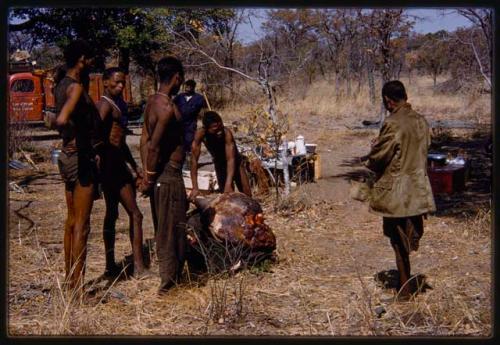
295, 135, 306, 155
51, 149, 61, 165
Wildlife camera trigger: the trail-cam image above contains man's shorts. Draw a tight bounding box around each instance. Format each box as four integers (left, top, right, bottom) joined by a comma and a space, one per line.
57, 149, 97, 191
383, 215, 424, 253
100, 145, 134, 193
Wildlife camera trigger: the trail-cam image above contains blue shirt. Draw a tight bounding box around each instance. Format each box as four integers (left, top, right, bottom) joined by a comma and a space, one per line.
173, 92, 206, 152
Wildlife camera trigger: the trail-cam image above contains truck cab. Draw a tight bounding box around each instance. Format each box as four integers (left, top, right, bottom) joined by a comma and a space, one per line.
9, 70, 54, 124
9, 60, 140, 127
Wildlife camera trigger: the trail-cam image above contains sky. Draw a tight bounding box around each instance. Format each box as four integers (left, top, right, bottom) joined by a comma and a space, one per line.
236, 8, 473, 44
8, 8, 474, 45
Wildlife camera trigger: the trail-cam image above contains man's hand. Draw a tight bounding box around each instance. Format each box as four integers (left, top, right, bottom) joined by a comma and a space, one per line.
95, 154, 101, 173
188, 188, 200, 202
139, 177, 154, 197
134, 166, 144, 180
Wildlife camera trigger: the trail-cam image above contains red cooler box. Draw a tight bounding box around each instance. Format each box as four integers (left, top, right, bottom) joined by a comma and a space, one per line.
427, 164, 467, 195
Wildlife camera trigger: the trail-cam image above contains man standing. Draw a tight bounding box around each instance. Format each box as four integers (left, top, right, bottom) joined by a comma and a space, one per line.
366, 80, 436, 300
54, 39, 104, 292
96, 67, 146, 278
173, 79, 207, 166
139, 57, 186, 294
189, 111, 252, 201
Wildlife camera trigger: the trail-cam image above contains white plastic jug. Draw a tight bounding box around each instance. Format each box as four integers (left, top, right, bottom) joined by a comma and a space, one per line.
295, 135, 306, 155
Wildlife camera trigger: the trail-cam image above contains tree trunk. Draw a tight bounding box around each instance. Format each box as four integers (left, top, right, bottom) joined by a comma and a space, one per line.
346, 62, 352, 98
367, 61, 376, 105
280, 135, 290, 196
335, 70, 341, 100
379, 101, 386, 125
262, 79, 289, 197
118, 47, 130, 74
346, 46, 352, 97
357, 72, 362, 94
94, 54, 106, 73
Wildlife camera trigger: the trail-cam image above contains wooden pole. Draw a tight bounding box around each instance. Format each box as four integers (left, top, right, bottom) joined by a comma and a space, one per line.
202, 91, 212, 111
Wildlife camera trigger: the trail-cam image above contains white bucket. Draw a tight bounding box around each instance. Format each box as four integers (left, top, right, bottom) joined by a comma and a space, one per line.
295, 135, 306, 155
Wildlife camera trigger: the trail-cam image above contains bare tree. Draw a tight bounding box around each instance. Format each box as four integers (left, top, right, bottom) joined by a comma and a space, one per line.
164, 15, 292, 198
455, 9, 492, 89
359, 9, 414, 123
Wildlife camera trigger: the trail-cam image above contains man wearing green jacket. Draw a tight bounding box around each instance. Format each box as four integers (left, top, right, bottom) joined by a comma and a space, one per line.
366, 80, 436, 299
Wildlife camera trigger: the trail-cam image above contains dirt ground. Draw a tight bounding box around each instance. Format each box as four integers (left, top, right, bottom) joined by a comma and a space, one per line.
7, 121, 491, 336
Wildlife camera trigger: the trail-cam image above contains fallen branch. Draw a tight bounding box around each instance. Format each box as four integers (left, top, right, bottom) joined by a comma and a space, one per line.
20, 148, 39, 171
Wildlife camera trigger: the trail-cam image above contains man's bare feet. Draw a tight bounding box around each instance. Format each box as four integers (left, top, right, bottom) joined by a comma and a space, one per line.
133, 267, 152, 280
157, 281, 176, 295
104, 263, 122, 278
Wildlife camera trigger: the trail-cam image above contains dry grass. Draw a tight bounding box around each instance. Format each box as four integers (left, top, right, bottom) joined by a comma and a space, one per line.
7, 75, 492, 336
220, 75, 491, 142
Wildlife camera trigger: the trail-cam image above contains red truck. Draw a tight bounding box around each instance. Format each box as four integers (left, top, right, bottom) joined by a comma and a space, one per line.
8, 61, 138, 127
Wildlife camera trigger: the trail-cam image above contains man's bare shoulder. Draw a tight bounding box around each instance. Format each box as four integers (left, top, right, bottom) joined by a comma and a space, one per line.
145, 94, 174, 120
224, 128, 235, 141
194, 128, 206, 140
96, 98, 112, 112
65, 82, 83, 98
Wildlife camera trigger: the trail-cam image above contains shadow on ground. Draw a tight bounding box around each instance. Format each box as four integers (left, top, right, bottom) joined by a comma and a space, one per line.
429, 131, 491, 219
374, 269, 433, 296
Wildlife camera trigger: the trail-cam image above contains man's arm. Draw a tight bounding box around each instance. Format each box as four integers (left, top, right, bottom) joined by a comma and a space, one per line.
96, 100, 112, 122
138, 115, 150, 191
139, 111, 150, 169
122, 142, 138, 171
141, 100, 173, 192
56, 83, 83, 126
365, 121, 398, 174
189, 129, 204, 201
223, 129, 236, 193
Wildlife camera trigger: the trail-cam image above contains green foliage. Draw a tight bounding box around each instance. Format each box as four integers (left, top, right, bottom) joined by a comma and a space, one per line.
249, 258, 274, 274
9, 7, 235, 75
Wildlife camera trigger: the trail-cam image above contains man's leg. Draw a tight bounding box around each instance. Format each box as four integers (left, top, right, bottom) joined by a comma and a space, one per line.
392, 238, 412, 297
70, 181, 95, 292
214, 162, 227, 193
235, 160, 252, 197
118, 182, 146, 276
103, 188, 120, 276
384, 217, 412, 298
149, 191, 158, 236
63, 188, 75, 284
155, 174, 187, 292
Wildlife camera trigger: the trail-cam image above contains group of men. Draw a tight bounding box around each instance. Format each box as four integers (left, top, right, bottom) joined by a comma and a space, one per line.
55, 39, 435, 300
55, 41, 251, 295
137, 57, 252, 293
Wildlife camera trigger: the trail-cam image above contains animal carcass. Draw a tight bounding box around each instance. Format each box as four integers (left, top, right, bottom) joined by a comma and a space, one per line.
186, 192, 276, 273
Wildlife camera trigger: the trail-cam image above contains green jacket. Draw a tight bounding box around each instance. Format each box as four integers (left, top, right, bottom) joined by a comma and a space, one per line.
366, 103, 436, 217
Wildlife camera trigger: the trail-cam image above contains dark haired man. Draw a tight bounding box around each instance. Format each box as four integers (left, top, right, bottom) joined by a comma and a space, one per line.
139, 56, 186, 293
55, 39, 104, 292
189, 111, 252, 201
365, 80, 436, 300
173, 79, 207, 162
96, 67, 147, 278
